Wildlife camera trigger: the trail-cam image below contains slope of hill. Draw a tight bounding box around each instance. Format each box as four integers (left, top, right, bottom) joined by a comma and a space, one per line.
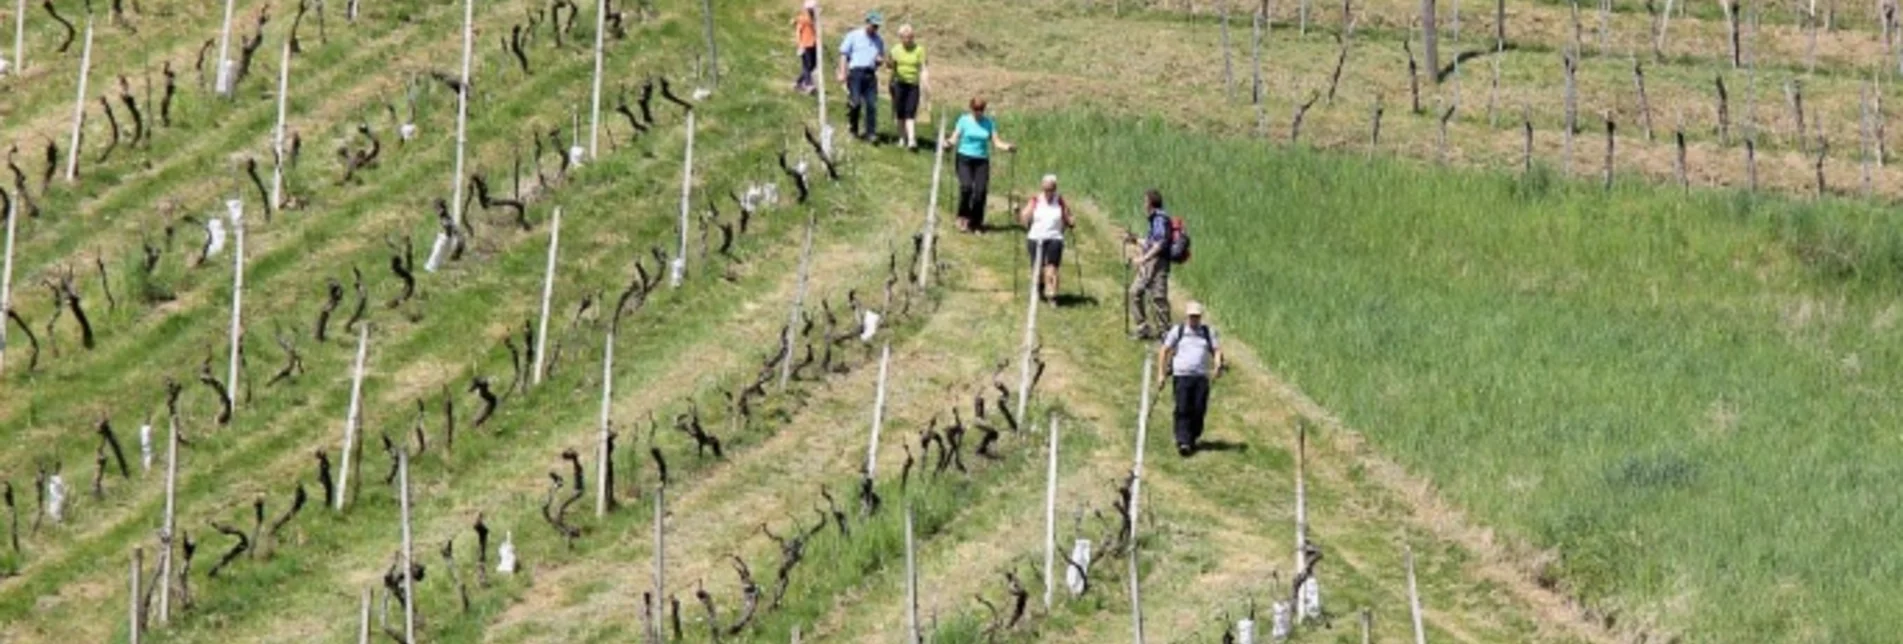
11, 0, 1883, 642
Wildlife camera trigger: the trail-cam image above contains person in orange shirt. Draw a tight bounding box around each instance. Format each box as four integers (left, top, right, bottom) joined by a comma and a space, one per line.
793, 0, 819, 94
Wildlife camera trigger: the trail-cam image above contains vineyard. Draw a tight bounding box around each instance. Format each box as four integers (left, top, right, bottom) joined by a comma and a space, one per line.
0, 0, 1894, 642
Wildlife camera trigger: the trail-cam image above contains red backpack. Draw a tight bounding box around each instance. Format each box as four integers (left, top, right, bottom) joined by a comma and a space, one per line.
1166, 216, 1191, 264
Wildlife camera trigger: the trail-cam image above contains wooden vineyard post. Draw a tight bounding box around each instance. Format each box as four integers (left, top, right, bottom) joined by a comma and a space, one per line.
1862, 83, 1875, 196
448, 0, 475, 231
1654, 0, 1675, 59
533, 207, 562, 385
652, 487, 667, 643
781, 213, 815, 390
905, 504, 920, 644
129, 547, 142, 644
1746, 137, 1759, 192
1603, 113, 1616, 191
215, 0, 237, 93
1128, 355, 1155, 644
1294, 419, 1308, 605
1222, 3, 1235, 101
1562, 52, 1577, 176
1522, 105, 1534, 175
0, 187, 16, 375
1674, 115, 1689, 191
358, 587, 371, 644
1252, 6, 1266, 134
1723, 0, 1741, 68
11, 0, 22, 75
596, 328, 614, 517
672, 111, 696, 288
227, 199, 246, 410
270, 40, 293, 211
398, 450, 416, 644
1043, 414, 1059, 611
1360, 608, 1373, 644
1406, 545, 1427, 644
918, 118, 948, 289
866, 343, 891, 478
1016, 243, 1043, 424
589, 0, 607, 158
1421, 0, 1440, 84
65, 17, 94, 182
1369, 97, 1383, 158
337, 324, 370, 512
1633, 58, 1654, 141
814, 5, 830, 156
699, 0, 720, 86
1716, 74, 1731, 145
157, 407, 181, 623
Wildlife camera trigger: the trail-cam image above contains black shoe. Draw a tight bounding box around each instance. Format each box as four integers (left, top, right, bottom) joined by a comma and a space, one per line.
1177, 443, 1194, 457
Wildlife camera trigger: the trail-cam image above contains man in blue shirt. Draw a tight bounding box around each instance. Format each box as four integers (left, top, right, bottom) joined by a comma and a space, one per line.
837, 11, 887, 142
1125, 189, 1173, 339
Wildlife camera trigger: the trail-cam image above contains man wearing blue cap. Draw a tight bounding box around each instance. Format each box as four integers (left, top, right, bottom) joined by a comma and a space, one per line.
837, 10, 888, 142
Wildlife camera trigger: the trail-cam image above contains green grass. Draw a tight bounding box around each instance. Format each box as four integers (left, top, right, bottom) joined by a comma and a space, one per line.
1014, 110, 1903, 641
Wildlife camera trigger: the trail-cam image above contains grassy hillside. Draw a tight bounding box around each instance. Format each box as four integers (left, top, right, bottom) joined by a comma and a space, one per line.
15, 0, 1897, 641
1011, 110, 1903, 641
0, 0, 1611, 643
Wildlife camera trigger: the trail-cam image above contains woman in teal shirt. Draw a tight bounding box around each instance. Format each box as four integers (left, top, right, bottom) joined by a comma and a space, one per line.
942, 96, 1014, 232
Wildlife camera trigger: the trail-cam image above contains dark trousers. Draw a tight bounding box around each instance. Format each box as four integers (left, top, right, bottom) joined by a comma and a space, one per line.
954, 154, 990, 229
796, 47, 817, 89
1172, 375, 1210, 448
846, 68, 879, 138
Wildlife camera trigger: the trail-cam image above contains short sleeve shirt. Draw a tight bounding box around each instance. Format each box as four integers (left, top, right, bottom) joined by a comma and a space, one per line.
1161, 324, 1219, 376
840, 28, 885, 69
796, 11, 817, 49
892, 43, 925, 84
955, 114, 997, 159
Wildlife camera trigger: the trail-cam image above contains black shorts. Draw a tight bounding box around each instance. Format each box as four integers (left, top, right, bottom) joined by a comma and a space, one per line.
1026, 238, 1065, 267
890, 81, 921, 120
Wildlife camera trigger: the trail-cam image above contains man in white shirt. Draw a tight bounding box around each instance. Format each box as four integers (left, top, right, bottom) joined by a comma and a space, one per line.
1157, 301, 1224, 457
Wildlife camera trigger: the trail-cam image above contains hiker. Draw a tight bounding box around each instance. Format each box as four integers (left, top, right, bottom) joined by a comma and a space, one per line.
943, 96, 1014, 233
882, 24, 928, 149
1018, 173, 1074, 303
792, 0, 819, 94
887, 24, 927, 150
1126, 189, 1173, 339
1157, 301, 1223, 457
837, 10, 887, 142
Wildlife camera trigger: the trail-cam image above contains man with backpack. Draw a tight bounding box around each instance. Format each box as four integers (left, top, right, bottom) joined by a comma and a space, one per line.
1157, 301, 1223, 457
1125, 189, 1187, 340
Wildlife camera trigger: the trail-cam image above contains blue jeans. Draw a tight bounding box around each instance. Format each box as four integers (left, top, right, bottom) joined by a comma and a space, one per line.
846, 68, 878, 139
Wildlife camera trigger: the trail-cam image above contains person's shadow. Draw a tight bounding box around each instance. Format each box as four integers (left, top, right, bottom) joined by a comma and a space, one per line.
1196, 440, 1249, 454
1049, 293, 1099, 307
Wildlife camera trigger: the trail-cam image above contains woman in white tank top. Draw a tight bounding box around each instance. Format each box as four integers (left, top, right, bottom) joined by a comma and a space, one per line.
1018, 174, 1074, 304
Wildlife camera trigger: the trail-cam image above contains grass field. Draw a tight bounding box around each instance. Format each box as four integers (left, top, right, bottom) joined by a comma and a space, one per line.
1009, 110, 1903, 641
3, 0, 1897, 641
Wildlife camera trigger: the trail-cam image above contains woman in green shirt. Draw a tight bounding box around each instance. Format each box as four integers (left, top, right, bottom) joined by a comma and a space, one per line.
887, 24, 927, 150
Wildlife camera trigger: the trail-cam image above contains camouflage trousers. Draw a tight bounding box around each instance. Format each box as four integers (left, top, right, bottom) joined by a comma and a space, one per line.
1128, 261, 1171, 337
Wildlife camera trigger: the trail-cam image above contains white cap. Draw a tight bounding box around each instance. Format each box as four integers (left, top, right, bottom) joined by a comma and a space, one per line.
1185, 301, 1205, 316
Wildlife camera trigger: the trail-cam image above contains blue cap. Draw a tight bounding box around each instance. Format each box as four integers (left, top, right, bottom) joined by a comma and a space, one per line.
865, 10, 884, 25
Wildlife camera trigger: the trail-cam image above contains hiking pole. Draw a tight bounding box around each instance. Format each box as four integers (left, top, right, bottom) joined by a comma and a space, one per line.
1073, 221, 1085, 303
1007, 148, 1022, 299
1121, 235, 1133, 337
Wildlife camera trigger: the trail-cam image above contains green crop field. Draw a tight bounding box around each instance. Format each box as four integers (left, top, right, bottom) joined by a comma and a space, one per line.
1, 0, 1895, 641
1014, 111, 1903, 641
